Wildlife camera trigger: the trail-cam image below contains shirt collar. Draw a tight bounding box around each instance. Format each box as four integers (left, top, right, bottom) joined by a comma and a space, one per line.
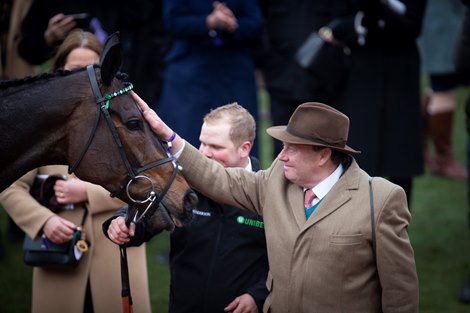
307, 163, 344, 201
244, 157, 252, 172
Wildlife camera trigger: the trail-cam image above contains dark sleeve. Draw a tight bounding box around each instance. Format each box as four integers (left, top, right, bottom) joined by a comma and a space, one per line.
244, 278, 269, 311
101, 205, 163, 247
17, 0, 58, 65
330, 0, 426, 45
454, 5, 470, 72
163, 0, 262, 43
228, 0, 263, 42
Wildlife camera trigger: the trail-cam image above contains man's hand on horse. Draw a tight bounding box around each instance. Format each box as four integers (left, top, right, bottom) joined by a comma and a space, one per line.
131, 91, 185, 154
107, 216, 136, 245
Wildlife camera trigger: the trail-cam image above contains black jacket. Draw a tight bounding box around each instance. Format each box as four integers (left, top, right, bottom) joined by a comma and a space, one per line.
103, 157, 269, 312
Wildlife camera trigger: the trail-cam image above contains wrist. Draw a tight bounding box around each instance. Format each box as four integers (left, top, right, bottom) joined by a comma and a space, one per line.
162, 131, 177, 154
206, 14, 216, 30
44, 31, 55, 46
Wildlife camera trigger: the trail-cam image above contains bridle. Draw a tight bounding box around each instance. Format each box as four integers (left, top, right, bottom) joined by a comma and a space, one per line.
69, 64, 182, 223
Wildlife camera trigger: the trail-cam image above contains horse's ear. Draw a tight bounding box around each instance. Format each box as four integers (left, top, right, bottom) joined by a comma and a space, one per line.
99, 32, 122, 85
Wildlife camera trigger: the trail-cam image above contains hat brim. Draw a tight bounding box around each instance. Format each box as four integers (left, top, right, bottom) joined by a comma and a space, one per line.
267, 126, 361, 155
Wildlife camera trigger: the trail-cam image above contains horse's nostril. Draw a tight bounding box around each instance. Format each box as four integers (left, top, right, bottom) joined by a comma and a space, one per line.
184, 189, 198, 208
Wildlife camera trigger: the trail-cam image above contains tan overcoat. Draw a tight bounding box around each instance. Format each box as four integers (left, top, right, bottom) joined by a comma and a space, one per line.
2, 0, 37, 79
0, 165, 151, 313
178, 144, 419, 313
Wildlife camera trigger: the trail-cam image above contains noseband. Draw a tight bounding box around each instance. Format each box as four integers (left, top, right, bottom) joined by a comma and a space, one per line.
69, 65, 182, 223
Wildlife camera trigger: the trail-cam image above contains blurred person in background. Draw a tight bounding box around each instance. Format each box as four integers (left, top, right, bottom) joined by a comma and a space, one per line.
259, 0, 336, 158
419, 0, 469, 182
16, 0, 166, 105
304, 0, 426, 204
260, 1, 426, 206
0, 0, 38, 253
156, 0, 263, 157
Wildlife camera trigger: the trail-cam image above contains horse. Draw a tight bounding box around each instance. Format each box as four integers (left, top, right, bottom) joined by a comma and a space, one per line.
0, 33, 196, 231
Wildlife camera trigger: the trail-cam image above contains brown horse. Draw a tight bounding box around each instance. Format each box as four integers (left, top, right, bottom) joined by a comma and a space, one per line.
0, 33, 196, 231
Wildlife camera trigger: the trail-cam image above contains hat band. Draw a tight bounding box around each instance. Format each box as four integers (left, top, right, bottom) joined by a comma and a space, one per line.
287, 126, 347, 148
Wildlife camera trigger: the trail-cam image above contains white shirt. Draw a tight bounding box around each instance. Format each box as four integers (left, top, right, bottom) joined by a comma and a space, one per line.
305, 163, 344, 206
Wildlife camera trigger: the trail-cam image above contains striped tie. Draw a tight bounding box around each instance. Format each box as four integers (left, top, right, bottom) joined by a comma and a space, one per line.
304, 189, 316, 208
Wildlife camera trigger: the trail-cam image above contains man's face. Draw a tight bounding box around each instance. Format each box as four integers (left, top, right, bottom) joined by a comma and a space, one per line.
198, 120, 244, 168
277, 142, 322, 187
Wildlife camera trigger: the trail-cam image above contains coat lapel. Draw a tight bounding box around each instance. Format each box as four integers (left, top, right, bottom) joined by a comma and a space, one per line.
288, 184, 308, 229
301, 160, 361, 231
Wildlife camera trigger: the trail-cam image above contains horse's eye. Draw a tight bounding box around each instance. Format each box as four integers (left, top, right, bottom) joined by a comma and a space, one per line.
126, 120, 142, 131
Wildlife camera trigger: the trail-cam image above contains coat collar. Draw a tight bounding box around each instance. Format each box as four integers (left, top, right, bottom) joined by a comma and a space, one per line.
300, 158, 361, 231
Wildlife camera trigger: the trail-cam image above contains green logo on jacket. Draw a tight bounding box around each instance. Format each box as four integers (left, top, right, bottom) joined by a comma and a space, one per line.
236, 216, 264, 229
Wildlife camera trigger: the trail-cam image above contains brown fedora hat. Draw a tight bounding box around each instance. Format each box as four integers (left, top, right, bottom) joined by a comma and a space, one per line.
266, 102, 361, 155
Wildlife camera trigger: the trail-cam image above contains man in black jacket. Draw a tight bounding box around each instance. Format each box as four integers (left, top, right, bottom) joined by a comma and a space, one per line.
104, 103, 269, 312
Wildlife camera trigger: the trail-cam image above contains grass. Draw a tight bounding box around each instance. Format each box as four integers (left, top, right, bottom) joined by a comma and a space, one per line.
1, 87, 470, 312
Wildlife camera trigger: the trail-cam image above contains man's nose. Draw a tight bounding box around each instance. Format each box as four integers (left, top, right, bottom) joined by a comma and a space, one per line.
200, 146, 213, 158
277, 147, 287, 160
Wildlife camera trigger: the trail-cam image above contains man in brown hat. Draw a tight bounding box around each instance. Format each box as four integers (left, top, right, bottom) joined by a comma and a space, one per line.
119, 94, 419, 313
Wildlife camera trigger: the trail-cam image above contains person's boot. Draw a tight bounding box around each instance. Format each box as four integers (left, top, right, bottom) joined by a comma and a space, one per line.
428, 110, 468, 181
421, 89, 434, 169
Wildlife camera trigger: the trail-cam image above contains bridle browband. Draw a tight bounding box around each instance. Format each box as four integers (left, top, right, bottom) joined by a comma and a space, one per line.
69, 65, 182, 223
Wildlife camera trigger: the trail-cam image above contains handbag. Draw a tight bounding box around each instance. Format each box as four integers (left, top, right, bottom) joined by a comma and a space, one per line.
295, 22, 351, 98
22, 174, 89, 268
23, 227, 88, 268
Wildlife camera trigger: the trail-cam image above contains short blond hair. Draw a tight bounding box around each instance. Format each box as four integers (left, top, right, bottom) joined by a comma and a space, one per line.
203, 103, 256, 148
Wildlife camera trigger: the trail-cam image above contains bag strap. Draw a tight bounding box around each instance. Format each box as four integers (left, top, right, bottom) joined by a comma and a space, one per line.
79, 207, 88, 227
369, 177, 383, 312
369, 177, 376, 260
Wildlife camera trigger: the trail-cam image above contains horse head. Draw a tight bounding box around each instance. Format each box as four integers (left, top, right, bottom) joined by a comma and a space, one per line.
64, 33, 197, 231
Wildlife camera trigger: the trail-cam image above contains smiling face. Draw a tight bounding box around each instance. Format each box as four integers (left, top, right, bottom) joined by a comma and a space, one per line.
198, 119, 249, 168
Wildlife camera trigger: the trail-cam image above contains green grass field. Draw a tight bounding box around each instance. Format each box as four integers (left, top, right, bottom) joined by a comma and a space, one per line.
1, 88, 469, 312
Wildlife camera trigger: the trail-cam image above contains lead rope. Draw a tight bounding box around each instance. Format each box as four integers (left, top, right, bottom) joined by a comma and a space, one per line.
120, 243, 133, 313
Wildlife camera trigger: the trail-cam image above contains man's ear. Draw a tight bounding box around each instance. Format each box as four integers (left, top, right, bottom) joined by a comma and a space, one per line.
319, 148, 332, 164
239, 141, 252, 158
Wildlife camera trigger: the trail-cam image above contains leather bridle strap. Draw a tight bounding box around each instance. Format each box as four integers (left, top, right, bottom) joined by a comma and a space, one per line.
86, 65, 136, 180
68, 67, 102, 174
71, 65, 180, 199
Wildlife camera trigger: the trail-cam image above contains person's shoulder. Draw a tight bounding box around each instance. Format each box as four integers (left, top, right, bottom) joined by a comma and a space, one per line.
369, 176, 399, 189
369, 176, 407, 203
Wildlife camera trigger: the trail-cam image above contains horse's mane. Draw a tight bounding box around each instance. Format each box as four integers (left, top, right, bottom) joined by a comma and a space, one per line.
0, 66, 127, 90
0, 68, 86, 90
